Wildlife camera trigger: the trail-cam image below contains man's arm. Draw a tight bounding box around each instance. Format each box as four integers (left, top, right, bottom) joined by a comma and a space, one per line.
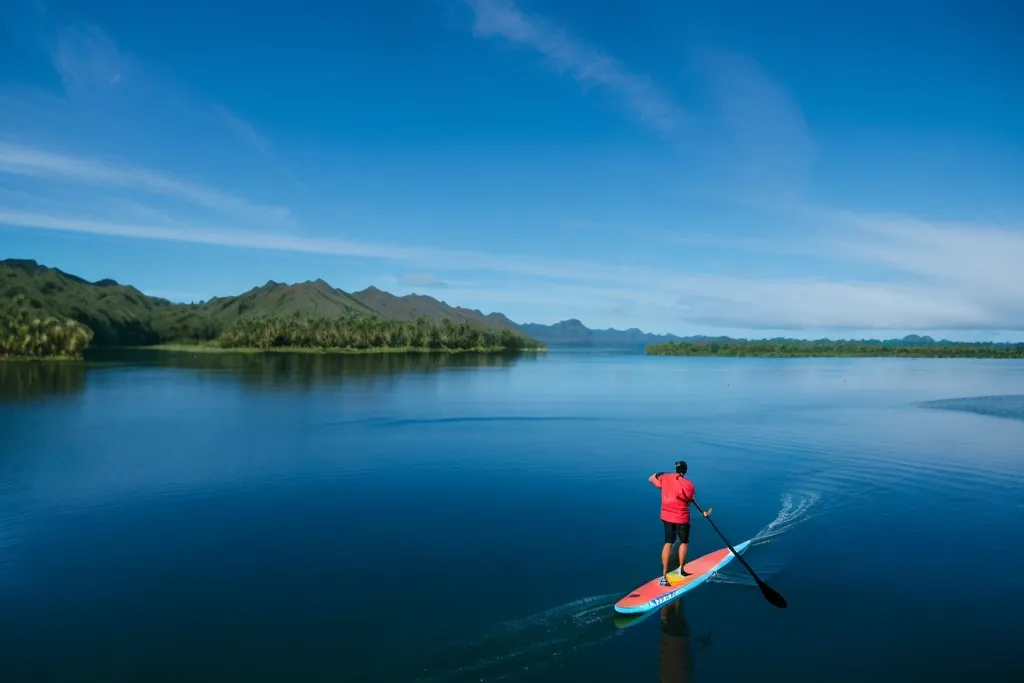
688, 486, 711, 516
649, 472, 663, 488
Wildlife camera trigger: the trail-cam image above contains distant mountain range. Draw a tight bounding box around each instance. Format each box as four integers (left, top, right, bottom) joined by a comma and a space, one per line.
511, 320, 961, 348
515, 319, 697, 346
0, 258, 987, 349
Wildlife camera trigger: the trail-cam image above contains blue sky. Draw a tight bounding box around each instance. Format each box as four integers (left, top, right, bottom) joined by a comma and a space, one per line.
1, 0, 1022, 340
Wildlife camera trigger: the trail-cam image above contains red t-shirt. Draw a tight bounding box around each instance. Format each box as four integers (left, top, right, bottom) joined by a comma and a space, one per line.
654, 473, 695, 523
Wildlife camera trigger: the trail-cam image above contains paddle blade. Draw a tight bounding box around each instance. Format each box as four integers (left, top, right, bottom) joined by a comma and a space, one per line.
756, 578, 788, 609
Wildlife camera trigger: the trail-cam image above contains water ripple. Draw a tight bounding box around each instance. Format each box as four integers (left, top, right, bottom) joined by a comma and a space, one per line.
916, 394, 1024, 423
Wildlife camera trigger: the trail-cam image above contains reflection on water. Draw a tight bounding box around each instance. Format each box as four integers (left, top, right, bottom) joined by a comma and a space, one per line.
614, 599, 704, 683
658, 599, 694, 683
0, 360, 86, 401
89, 348, 533, 387
0, 348, 536, 400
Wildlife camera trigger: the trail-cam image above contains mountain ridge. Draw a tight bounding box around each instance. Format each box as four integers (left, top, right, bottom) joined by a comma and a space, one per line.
1, 258, 1009, 349
0, 258, 533, 347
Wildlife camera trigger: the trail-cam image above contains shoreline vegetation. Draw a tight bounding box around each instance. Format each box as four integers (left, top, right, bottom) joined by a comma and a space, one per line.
1, 295, 94, 360
645, 339, 1024, 359
149, 315, 548, 356
1, 308, 545, 360
217, 315, 544, 353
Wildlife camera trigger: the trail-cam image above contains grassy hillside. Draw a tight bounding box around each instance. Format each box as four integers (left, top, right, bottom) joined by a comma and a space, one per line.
201, 279, 376, 321
0, 259, 542, 354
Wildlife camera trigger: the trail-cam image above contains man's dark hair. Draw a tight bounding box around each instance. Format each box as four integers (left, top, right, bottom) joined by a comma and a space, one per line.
675, 460, 688, 475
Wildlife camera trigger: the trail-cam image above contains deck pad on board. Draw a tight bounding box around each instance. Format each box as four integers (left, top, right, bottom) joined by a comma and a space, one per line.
614, 540, 751, 615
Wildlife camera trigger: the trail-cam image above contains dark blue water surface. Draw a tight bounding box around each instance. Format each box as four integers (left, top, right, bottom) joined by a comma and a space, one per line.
2, 349, 1023, 682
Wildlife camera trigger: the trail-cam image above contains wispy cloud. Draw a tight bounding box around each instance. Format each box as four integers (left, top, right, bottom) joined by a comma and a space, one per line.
1, 8, 296, 191
48, 22, 130, 96
691, 47, 816, 198
209, 104, 271, 156
461, 1, 816, 208
0, 208, 647, 283
3, 206, 1022, 332
827, 210, 1024, 314
462, 0, 685, 134
0, 141, 292, 226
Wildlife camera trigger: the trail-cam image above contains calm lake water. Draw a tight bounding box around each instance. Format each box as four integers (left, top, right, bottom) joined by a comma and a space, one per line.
1, 349, 1023, 682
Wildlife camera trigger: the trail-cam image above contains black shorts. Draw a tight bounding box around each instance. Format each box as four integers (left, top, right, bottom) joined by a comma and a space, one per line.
663, 521, 691, 544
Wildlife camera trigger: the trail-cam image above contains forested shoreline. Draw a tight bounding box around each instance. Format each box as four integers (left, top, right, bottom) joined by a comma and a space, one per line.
0, 306, 543, 359
216, 315, 544, 352
1, 295, 94, 359
646, 339, 1024, 358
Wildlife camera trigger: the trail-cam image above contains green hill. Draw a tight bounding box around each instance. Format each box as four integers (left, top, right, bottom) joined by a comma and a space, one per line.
350, 286, 519, 330
199, 279, 377, 321
0, 259, 542, 355
2, 258, 180, 346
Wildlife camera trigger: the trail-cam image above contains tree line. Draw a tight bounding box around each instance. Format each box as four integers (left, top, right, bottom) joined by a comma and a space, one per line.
0, 295, 544, 358
646, 339, 1024, 358
218, 314, 543, 352
1, 294, 94, 359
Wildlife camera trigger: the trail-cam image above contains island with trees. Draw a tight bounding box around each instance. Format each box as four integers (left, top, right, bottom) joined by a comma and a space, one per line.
645, 338, 1024, 359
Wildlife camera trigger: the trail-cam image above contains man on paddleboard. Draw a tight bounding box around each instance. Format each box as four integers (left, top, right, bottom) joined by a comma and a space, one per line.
649, 460, 710, 587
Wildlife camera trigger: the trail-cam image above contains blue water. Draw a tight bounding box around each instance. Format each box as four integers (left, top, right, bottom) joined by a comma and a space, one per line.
1, 350, 1023, 682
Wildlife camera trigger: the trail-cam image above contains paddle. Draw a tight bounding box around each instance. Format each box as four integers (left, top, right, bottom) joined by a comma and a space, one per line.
692, 499, 788, 609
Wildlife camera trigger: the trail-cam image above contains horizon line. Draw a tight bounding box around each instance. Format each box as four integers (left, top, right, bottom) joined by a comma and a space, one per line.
3, 256, 1021, 346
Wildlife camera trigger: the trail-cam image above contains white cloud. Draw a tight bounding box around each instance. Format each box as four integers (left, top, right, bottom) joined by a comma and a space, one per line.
3, 205, 1023, 332
0, 207, 654, 284
462, 0, 685, 134
0, 141, 292, 226
831, 211, 1024, 294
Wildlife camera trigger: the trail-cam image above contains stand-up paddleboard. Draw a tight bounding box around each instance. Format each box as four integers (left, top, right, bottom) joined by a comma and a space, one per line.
614, 540, 751, 617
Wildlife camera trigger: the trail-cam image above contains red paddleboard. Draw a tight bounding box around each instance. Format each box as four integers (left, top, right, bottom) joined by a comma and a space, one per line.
614, 539, 751, 615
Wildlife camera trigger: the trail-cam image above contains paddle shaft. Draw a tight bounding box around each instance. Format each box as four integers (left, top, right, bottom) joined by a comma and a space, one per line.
691, 499, 787, 609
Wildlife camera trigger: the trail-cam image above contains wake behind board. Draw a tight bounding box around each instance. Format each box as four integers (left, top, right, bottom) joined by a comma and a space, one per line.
614, 539, 751, 616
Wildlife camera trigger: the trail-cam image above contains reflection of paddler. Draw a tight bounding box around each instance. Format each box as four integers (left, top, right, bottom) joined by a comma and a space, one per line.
659, 598, 692, 683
